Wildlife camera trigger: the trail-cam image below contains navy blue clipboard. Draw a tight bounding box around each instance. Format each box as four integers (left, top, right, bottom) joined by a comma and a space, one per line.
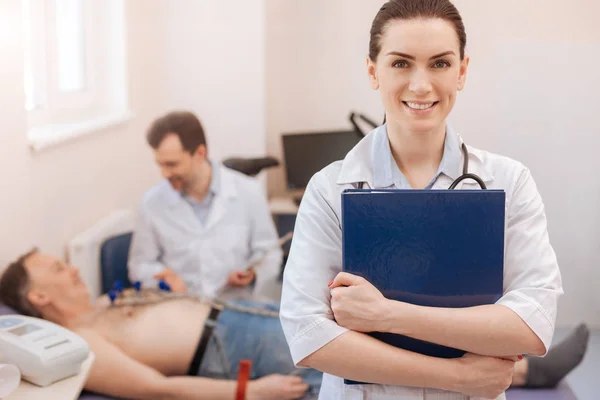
341, 189, 505, 385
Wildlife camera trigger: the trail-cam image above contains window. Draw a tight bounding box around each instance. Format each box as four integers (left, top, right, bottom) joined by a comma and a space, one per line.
23, 0, 130, 151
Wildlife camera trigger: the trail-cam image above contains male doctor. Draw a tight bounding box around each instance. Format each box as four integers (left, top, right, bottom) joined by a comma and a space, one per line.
128, 111, 282, 300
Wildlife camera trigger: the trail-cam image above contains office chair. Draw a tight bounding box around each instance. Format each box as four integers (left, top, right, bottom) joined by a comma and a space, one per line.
99, 232, 133, 294
222, 156, 279, 177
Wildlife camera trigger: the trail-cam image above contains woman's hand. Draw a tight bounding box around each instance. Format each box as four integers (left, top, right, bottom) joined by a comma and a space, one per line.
453, 353, 515, 398
247, 374, 309, 400
329, 272, 392, 332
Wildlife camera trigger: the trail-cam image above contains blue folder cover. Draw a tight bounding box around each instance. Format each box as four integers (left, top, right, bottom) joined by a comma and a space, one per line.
341, 189, 505, 384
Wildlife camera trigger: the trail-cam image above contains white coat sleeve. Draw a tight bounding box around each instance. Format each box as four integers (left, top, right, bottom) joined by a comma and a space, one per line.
247, 183, 283, 297
496, 167, 563, 354
127, 205, 167, 288
279, 174, 348, 365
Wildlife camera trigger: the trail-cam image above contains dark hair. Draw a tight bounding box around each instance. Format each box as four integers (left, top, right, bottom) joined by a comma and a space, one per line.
0, 249, 42, 318
369, 0, 467, 61
146, 111, 207, 154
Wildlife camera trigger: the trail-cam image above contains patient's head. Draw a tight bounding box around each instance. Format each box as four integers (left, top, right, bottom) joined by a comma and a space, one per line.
0, 249, 90, 321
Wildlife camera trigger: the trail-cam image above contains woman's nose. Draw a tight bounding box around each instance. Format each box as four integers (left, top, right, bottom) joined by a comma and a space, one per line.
408, 70, 433, 96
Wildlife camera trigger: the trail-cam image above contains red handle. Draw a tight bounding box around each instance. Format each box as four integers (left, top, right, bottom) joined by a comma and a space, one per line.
236, 360, 252, 400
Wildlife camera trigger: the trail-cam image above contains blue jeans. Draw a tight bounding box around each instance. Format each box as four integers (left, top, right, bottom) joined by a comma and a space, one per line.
197, 300, 322, 399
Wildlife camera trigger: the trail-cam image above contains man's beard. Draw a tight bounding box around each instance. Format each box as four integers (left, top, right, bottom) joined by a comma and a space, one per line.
169, 177, 190, 194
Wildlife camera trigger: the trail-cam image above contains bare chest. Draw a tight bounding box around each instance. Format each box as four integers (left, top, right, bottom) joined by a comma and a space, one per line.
88, 299, 209, 375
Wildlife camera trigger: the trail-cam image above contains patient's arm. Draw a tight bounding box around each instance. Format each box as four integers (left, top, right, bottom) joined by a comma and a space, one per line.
79, 329, 308, 400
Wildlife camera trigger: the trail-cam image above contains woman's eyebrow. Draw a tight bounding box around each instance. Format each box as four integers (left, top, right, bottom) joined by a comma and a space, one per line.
385, 50, 455, 60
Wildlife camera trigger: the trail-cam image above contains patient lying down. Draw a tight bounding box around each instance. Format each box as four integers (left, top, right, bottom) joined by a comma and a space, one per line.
0, 250, 320, 400
0, 250, 589, 399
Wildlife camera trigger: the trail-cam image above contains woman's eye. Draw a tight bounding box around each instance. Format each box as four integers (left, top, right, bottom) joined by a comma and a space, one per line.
432, 60, 451, 68
392, 60, 409, 68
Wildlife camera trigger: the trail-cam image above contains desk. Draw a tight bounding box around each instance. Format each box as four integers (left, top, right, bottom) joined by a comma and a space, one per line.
6, 352, 95, 400
269, 196, 299, 262
269, 196, 299, 215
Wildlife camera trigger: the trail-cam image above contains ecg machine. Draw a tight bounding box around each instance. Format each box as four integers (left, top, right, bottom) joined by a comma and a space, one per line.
0, 315, 90, 387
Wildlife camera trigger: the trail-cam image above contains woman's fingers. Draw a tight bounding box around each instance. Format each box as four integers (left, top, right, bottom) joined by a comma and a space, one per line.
330, 272, 364, 288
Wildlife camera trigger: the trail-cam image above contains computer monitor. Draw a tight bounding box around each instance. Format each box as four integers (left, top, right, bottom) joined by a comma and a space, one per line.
281, 130, 362, 191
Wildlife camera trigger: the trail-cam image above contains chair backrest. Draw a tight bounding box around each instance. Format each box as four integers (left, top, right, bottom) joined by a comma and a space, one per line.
99, 232, 133, 294
222, 156, 279, 177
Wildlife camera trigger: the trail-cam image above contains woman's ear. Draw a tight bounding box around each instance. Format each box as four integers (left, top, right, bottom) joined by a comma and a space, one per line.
367, 57, 379, 90
457, 55, 470, 91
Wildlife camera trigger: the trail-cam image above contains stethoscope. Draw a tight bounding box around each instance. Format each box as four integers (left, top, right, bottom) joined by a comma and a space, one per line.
357, 142, 487, 190
450, 142, 487, 189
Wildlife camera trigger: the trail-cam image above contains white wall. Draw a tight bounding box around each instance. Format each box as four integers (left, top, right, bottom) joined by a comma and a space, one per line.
154, 0, 267, 162
0, 0, 163, 265
265, 0, 600, 328
266, 0, 382, 195
0, 0, 266, 274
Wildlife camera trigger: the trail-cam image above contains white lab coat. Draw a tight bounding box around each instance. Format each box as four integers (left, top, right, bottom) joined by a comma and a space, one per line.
280, 126, 563, 400
128, 165, 282, 300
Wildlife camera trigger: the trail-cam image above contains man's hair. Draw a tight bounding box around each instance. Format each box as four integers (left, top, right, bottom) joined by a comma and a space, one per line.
0, 248, 42, 318
146, 111, 207, 154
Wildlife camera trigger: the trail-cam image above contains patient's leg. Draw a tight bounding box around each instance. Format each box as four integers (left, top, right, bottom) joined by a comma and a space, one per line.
200, 300, 322, 397
511, 323, 590, 388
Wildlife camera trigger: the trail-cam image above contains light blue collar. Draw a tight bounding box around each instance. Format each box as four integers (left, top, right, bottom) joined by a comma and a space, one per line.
371, 124, 462, 189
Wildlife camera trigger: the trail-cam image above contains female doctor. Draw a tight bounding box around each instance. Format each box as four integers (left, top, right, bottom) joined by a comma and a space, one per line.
279, 0, 563, 399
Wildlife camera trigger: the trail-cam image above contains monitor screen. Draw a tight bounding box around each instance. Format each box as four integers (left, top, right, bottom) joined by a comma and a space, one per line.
282, 130, 362, 190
